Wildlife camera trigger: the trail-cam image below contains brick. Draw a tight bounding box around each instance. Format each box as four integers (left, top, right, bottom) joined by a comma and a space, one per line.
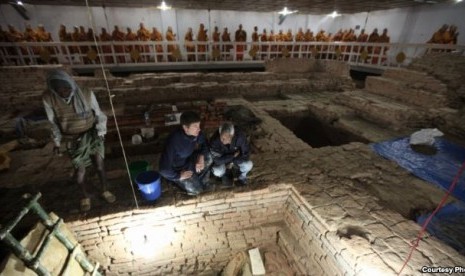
196, 198, 227, 208
79, 237, 103, 247
204, 213, 224, 221
389, 221, 421, 242
230, 200, 258, 208
355, 253, 397, 275
206, 204, 236, 214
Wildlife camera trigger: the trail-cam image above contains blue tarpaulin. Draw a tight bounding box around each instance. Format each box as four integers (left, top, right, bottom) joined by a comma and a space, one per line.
371, 137, 465, 253
417, 202, 465, 254
371, 137, 465, 202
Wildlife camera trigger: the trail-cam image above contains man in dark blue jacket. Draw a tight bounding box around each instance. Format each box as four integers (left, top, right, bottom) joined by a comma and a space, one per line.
210, 122, 253, 186
159, 111, 211, 195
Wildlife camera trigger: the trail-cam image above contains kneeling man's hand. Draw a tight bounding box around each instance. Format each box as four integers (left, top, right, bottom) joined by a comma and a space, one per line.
195, 156, 205, 173
195, 162, 205, 173
180, 170, 193, 180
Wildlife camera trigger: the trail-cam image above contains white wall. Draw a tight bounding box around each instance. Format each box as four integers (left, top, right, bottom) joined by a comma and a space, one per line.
332, 2, 465, 43
0, 2, 464, 44
103, 7, 164, 33
273, 13, 308, 33
176, 9, 208, 40
399, 3, 465, 43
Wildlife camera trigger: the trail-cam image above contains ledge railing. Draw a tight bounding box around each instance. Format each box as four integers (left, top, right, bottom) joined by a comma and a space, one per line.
1, 41, 464, 70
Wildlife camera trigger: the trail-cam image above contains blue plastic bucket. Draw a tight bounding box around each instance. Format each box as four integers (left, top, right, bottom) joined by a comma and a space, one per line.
135, 171, 162, 201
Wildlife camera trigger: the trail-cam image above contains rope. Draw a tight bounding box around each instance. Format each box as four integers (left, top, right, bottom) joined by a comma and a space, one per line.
84, 0, 139, 209
397, 160, 465, 275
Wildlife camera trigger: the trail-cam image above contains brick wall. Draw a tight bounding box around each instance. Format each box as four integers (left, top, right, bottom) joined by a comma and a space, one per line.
282, 189, 346, 275
92, 73, 350, 109
0, 66, 58, 112
73, 184, 453, 275
0, 64, 353, 114
409, 53, 465, 108
264, 58, 351, 77
0, 65, 62, 93
69, 184, 430, 275
27, 183, 465, 275
67, 187, 292, 275
0, 65, 120, 112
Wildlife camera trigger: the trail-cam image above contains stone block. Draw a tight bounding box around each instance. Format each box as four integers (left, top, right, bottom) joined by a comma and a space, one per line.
422, 237, 465, 262
355, 252, 396, 275
333, 90, 429, 129
365, 76, 448, 108
389, 221, 421, 242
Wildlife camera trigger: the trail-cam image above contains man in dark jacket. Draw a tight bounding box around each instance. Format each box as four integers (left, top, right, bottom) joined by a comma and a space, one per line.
159, 111, 211, 195
210, 122, 253, 186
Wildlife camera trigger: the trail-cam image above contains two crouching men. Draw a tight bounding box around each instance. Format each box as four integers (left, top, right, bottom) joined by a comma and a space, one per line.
159, 111, 253, 195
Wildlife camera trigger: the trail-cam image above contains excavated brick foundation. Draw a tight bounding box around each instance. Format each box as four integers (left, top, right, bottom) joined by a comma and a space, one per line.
3, 56, 465, 275
67, 186, 350, 275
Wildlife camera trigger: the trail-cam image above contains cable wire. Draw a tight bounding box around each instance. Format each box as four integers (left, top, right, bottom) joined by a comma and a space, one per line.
397, 160, 465, 275
84, 0, 139, 208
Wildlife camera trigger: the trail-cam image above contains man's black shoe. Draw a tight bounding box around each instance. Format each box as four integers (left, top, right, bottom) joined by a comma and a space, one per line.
203, 182, 214, 192
221, 175, 233, 187
236, 177, 247, 186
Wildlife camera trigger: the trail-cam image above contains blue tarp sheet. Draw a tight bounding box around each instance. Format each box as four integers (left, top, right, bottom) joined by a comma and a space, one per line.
371, 137, 465, 253
417, 202, 465, 254
371, 137, 465, 202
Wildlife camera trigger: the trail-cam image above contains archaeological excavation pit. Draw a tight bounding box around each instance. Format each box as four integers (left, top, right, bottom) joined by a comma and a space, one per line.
269, 111, 369, 148
64, 185, 374, 275
2, 55, 465, 275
